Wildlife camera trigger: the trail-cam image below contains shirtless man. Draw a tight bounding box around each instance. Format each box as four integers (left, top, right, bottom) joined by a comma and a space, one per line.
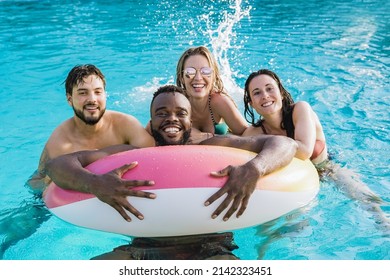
27, 64, 155, 192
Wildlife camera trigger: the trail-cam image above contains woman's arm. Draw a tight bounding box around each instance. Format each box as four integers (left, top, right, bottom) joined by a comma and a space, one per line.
292, 101, 318, 160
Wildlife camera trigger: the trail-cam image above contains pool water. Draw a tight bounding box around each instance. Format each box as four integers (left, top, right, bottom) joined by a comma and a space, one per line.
0, 0, 389, 260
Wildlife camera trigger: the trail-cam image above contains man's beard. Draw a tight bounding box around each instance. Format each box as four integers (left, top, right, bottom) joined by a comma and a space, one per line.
151, 128, 191, 146
73, 106, 105, 125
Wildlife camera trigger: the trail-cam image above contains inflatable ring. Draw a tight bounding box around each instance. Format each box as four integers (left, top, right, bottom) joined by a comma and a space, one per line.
44, 145, 319, 237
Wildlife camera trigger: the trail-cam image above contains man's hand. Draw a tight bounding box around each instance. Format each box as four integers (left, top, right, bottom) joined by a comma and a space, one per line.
204, 162, 260, 221
187, 128, 213, 144
90, 162, 156, 222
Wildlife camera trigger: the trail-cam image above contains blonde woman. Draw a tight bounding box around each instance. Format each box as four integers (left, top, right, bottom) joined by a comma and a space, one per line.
176, 46, 248, 135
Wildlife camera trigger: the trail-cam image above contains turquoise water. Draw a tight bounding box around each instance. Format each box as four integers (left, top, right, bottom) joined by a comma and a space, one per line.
0, 0, 389, 260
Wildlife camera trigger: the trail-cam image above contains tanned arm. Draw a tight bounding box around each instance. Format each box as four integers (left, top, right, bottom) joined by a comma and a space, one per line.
45, 144, 156, 221
26, 147, 52, 193
200, 134, 298, 220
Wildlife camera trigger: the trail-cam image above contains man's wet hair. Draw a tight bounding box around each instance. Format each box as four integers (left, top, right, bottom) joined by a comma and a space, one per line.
150, 85, 191, 146
64, 64, 106, 95
150, 85, 186, 110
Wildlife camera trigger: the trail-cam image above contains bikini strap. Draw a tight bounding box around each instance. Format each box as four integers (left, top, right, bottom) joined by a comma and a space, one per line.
259, 120, 268, 134
208, 93, 217, 125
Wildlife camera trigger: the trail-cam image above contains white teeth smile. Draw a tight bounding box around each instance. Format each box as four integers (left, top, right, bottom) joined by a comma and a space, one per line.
164, 127, 179, 133
192, 84, 204, 88
262, 101, 273, 107
85, 105, 98, 110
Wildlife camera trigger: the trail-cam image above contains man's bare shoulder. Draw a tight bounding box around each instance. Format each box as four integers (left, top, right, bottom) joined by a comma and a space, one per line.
44, 119, 78, 158
106, 110, 146, 134
106, 110, 140, 123
106, 110, 154, 147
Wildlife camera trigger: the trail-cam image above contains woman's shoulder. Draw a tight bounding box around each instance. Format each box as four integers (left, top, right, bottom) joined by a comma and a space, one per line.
294, 101, 312, 110
292, 101, 323, 129
292, 101, 314, 117
209, 91, 236, 108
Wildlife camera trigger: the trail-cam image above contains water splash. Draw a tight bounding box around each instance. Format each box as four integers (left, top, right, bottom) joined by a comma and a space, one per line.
117, 0, 252, 108
200, 0, 252, 98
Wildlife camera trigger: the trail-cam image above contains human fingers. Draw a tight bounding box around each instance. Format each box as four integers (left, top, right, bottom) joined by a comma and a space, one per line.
210, 166, 231, 177
204, 187, 226, 206
210, 194, 234, 219
125, 188, 157, 199
112, 162, 138, 177
123, 180, 156, 198
111, 198, 146, 222
124, 179, 155, 187
236, 195, 250, 218
111, 203, 132, 222
121, 200, 145, 221
222, 194, 244, 221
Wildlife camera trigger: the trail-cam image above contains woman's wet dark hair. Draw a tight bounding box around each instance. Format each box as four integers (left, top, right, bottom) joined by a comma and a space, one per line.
243, 69, 294, 129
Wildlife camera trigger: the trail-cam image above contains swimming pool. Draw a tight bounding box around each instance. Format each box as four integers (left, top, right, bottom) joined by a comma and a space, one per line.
0, 0, 389, 260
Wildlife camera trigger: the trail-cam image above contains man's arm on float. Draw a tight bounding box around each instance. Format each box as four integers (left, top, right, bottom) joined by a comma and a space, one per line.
200, 134, 297, 221
26, 147, 52, 193
45, 144, 156, 221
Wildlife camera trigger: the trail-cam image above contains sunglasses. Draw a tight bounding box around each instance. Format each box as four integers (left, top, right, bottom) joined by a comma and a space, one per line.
183, 67, 213, 78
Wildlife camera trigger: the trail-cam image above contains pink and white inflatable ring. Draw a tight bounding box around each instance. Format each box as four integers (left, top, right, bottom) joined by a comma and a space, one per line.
44, 145, 319, 237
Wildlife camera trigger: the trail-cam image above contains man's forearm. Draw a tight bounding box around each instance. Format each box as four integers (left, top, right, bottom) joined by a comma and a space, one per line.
26, 170, 52, 193
250, 135, 297, 176
45, 152, 98, 193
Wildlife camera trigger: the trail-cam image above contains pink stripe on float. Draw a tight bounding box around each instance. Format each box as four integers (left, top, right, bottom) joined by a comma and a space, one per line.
44, 186, 95, 209
44, 146, 255, 208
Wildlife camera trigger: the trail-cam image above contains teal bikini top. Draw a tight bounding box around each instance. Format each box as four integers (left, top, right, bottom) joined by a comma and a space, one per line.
213, 122, 229, 135
208, 94, 229, 135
